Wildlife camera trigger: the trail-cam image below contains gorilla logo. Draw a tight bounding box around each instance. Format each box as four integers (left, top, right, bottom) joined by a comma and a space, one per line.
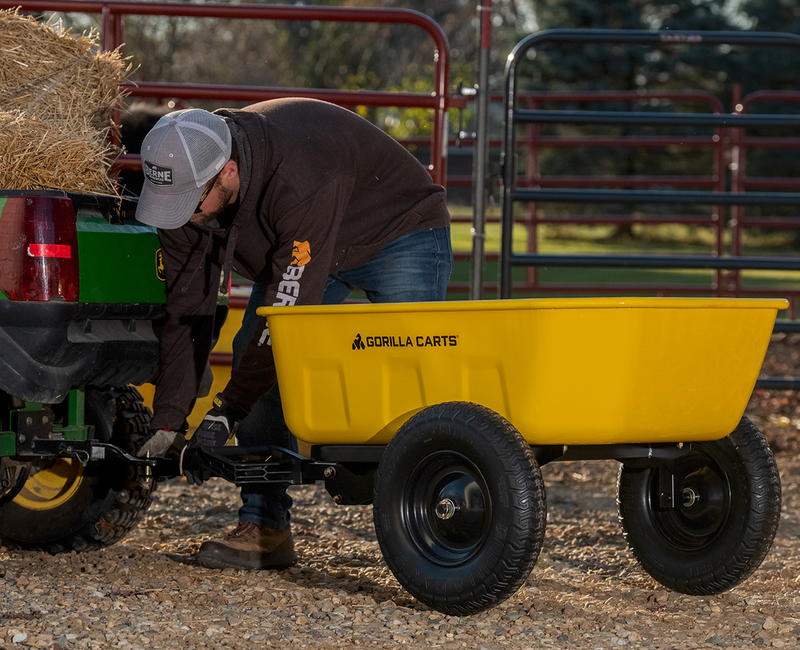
291, 240, 311, 267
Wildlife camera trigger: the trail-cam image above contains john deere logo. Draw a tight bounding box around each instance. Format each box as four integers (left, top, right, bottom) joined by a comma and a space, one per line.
352, 333, 458, 350
156, 249, 165, 281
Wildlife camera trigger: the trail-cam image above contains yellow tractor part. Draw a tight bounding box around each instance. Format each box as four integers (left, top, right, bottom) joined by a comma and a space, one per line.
14, 458, 83, 510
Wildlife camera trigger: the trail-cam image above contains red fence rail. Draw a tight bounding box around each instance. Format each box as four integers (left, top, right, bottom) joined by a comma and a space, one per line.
511, 90, 728, 293
2, 0, 455, 186
733, 89, 800, 252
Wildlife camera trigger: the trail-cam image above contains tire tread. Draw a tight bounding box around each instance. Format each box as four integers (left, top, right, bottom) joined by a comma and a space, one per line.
374, 401, 546, 615
617, 416, 781, 595
0, 385, 158, 553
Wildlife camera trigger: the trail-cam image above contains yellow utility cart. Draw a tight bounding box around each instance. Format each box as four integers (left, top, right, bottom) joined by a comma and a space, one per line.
231, 296, 786, 615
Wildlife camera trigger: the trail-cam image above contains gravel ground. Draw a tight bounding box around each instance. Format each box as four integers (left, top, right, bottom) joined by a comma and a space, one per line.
2, 337, 800, 650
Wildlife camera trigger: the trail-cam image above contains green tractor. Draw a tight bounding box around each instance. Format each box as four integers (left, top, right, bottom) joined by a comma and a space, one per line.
0, 191, 164, 552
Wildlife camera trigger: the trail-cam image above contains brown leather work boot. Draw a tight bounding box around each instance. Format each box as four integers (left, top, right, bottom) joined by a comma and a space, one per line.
195, 522, 297, 570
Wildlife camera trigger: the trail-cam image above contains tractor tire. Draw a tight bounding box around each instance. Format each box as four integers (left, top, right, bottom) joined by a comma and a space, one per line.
0, 386, 157, 552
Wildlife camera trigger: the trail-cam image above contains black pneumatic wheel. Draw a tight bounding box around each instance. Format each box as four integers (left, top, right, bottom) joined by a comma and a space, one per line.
617, 416, 781, 594
0, 386, 157, 553
373, 402, 546, 616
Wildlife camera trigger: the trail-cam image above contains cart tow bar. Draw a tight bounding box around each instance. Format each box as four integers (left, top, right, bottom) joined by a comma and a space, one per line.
189, 446, 336, 486
184, 446, 374, 504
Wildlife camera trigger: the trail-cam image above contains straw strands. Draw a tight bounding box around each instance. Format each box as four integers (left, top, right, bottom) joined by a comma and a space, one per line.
0, 9, 130, 194
0, 112, 118, 193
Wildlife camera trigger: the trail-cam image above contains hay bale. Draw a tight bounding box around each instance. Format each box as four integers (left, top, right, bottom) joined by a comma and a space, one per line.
0, 112, 116, 193
0, 9, 129, 194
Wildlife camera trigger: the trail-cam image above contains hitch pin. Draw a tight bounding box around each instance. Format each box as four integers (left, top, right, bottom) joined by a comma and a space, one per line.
64, 445, 90, 467
146, 451, 152, 477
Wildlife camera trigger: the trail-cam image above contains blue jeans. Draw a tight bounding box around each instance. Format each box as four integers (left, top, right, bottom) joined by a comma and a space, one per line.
232, 226, 452, 529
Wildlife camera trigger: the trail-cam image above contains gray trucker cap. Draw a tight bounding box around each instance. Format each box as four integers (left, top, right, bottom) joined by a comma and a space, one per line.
135, 108, 232, 229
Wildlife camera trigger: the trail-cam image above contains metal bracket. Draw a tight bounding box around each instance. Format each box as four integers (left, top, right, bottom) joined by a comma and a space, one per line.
193, 446, 335, 486
13, 438, 155, 470
657, 464, 678, 508
323, 464, 376, 505
532, 442, 692, 467
11, 408, 56, 453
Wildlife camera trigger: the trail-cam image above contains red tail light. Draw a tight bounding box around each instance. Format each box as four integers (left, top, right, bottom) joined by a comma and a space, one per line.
0, 195, 79, 301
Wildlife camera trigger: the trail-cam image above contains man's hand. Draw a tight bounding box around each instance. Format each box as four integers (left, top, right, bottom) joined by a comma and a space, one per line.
181, 394, 245, 485
136, 429, 186, 458
188, 394, 244, 449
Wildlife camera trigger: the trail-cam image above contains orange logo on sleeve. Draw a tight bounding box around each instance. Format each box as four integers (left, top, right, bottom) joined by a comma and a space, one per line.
292, 240, 311, 266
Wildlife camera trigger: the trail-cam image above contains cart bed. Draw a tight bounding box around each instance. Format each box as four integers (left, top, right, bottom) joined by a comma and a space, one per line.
259, 297, 787, 446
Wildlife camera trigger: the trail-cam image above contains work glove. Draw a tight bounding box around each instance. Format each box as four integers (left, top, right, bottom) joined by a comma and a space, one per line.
180, 394, 244, 485
136, 428, 186, 458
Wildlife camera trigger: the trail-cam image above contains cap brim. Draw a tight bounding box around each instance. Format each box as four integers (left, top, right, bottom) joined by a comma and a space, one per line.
135, 181, 205, 229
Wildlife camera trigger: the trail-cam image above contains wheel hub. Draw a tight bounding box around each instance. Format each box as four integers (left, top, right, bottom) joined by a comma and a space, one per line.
435, 498, 457, 520
653, 455, 732, 549
682, 487, 699, 507
404, 451, 492, 566
13, 458, 84, 510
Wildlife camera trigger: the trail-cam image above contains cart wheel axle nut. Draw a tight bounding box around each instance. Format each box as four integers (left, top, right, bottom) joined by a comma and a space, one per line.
435, 498, 457, 520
